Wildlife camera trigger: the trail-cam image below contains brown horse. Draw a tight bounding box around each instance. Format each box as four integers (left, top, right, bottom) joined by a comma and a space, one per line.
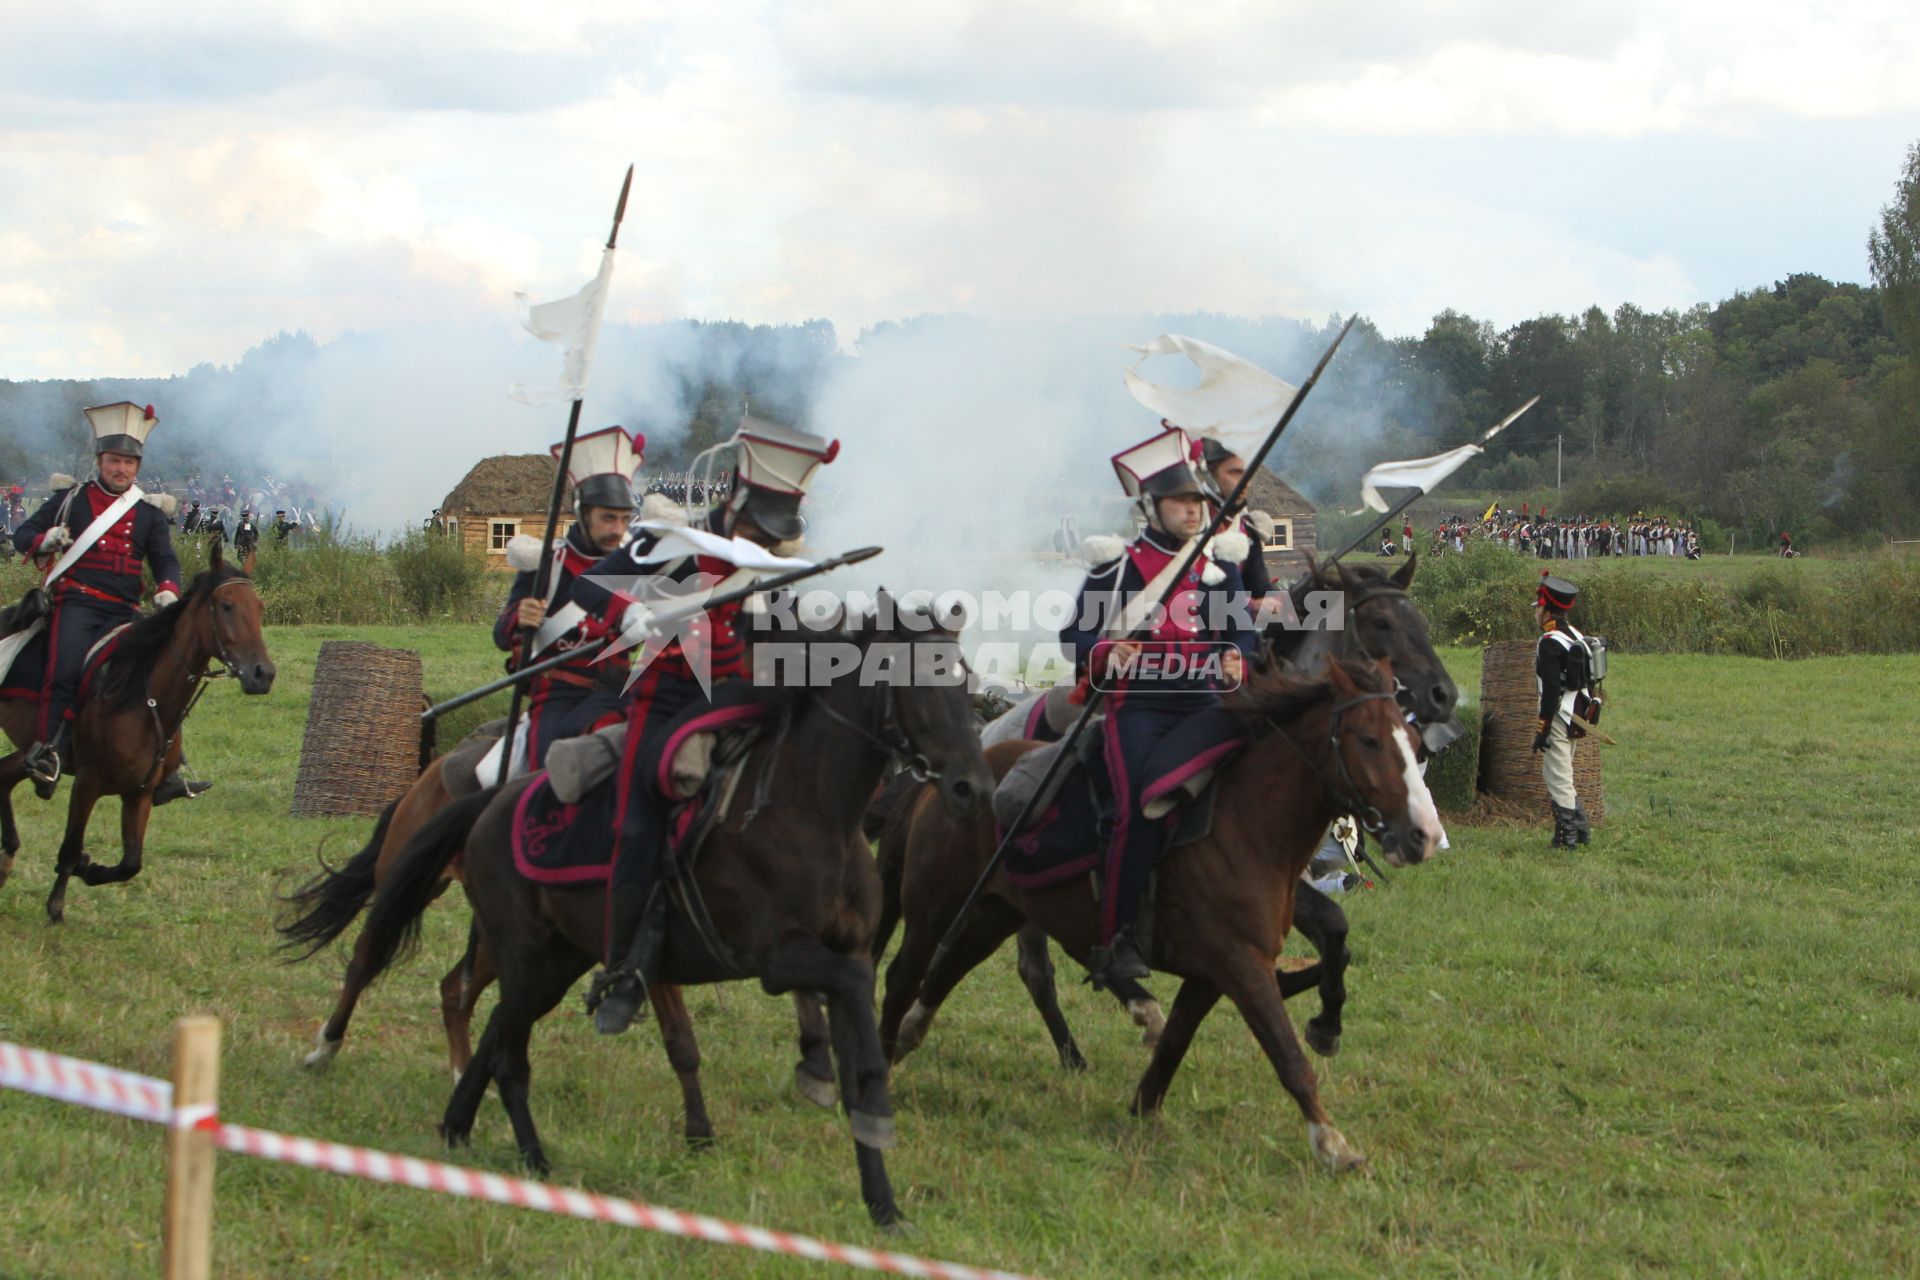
868, 553, 1457, 1069
340, 604, 993, 1226
0, 542, 274, 922
278, 753, 489, 1073
879, 656, 1444, 1172
283, 744, 842, 1103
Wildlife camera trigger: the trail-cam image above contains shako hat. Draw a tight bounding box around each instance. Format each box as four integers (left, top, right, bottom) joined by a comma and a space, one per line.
85, 402, 158, 459
1538, 572, 1579, 611
1112, 425, 1207, 501
727, 412, 838, 541
557, 426, 643, 512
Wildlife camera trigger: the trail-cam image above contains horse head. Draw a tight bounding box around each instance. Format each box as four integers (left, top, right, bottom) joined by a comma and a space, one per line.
194, 540, 275, 694
1319, 656, 1445, 867
1291, 551, 1457, 732
846, 589, 993, 819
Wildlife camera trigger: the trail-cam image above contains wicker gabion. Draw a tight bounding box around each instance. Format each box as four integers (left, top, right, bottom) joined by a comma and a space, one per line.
291, 641, 424, 817
1478, 639, 1605, 822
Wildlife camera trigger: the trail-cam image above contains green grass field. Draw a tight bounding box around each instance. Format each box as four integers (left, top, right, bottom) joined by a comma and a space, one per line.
3, 627, 1917, 1278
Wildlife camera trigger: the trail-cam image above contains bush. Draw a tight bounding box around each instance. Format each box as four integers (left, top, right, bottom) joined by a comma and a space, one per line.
389, 528, 491, 621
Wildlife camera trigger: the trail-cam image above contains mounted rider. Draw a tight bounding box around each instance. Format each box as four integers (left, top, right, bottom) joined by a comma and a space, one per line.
490, 427, 643, 771
9, 404, 207, 803
1531, 573, 1602, 849
575, 413, 836, 1035
1197, 435, 1276, 602
1061, 425, 1255, 988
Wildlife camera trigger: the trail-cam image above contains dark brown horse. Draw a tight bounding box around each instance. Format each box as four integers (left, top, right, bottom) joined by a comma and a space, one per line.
282, 742, 841, 1101
879, 656, 1444, 1172
868, 552, 1456, 1069
0, 543, 274, 921
342, 603, 993, 1226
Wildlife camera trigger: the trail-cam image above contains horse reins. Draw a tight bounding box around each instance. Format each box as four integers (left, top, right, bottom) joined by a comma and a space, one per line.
144, 577, 259, 789
1265, 689, 1401, 837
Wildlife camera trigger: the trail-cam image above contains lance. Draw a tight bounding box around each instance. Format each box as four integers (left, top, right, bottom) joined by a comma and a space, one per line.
1321, 396, 1541, 566
926, 316, 1358, 982
497, 165, 634, 785
424, 544, 883, 724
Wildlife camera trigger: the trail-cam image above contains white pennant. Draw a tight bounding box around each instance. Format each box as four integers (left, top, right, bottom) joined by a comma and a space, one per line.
508, 246, 616, 405
1123, 334, 1298, 458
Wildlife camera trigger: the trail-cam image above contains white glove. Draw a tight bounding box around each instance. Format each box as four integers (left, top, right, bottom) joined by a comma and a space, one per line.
618, 601, 654, 642
37, 527, 73, 556
154, 589, 180, 608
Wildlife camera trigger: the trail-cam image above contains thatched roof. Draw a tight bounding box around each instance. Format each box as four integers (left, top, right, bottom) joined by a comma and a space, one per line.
1243, 467, 1314, 516
439, 454, 570, 515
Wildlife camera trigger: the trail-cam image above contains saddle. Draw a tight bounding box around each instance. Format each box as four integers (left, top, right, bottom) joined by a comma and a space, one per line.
993, 709, 1243, 888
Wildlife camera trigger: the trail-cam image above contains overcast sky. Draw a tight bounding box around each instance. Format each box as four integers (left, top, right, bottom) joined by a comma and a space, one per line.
3, 0, 1917, 379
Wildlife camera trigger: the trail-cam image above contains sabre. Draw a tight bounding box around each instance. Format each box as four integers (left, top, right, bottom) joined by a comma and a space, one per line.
1570, 713, 1618, 746
926, 316, 1359, 982
497, 164, 635, 785
422, 545, 883, 724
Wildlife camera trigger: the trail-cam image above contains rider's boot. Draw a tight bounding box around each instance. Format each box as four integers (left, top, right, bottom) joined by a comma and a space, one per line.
151, 758, 214, 806
1570, 803, 1592, 845
588, 885, 666, 1035
24, 722, 71, 801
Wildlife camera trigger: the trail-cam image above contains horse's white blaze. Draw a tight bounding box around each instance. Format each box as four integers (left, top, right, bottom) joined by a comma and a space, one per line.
1393, 726, 1445, 858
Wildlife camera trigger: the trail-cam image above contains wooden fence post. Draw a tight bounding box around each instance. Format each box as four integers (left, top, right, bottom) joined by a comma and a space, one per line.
162, 1016, 221, 1280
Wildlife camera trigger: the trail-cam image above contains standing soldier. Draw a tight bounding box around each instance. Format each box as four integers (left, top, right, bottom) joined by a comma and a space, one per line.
1531, 573, 1598, 849
272, 509, 297, 542
1061, 425, 1254, 987
490, 427, 643, 772
9, 403, 208, 803
182, 500, 203, 534
233, 509, 259, 555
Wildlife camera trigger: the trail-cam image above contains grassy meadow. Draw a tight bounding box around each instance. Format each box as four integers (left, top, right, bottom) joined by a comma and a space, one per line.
2, 626, 1918, 1278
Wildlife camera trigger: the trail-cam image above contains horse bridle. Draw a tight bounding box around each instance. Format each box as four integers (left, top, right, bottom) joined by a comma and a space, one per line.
168, 578, 258, 683
1267, 688, 1402, 837
810, 639, 959, 783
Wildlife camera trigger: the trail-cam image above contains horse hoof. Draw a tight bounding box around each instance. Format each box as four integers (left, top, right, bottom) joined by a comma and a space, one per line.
1305, 1024, 1341, 1058
1309, 1123, 1367, 1174
686, 1130, 717, 1153
439, 1122, 471, 1150
1127, 998, 1166, 1050
869, 1204, 914, 1234
521, 1149, 552, 1179
793, 1065, 839, 1111
849, 1110, 898, 1151
1059, 1043, 1090, 1073
302, 1035, 342, 1071
0, 855, 13, 889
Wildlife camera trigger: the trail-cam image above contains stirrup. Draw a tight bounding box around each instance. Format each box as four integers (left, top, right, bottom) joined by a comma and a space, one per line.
585, 966, 649, 1034
25, 744, 62, 787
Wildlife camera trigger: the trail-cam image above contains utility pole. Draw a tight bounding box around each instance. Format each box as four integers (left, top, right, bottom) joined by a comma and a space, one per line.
1557, 433, 1563, 492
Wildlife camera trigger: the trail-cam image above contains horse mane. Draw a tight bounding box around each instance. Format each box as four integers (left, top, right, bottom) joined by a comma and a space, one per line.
93, 560, 251, 710
1228, 655, 1392, 732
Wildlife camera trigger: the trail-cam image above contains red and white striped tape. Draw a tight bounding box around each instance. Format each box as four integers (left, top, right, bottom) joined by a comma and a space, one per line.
1, 1039, 1039, 1280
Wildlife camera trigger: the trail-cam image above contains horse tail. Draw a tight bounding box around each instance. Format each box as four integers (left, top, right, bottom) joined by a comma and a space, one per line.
276, 798, 399, 959
866, 771, 926, 963
357, 789, 497, 985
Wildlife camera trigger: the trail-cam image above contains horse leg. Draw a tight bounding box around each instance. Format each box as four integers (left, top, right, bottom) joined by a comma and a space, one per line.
1129, 977, 1223, 1118
881, 894, 1023, 1065
46, 775, 103, 924
75, 792, 151, 886
763, 938, 904, 1229
438, 919, 495, 1080
1013, 924, 1088, 1071
649, 984, 714, 1147
1222, 958, 1365, 1173
1105, 974, 1167, 1051
303, 920, 383, 1071
1290, 881, 1349, 1057
0, 761, 21, 889
484, 948, 588, 1177
792, 993, 838, 1110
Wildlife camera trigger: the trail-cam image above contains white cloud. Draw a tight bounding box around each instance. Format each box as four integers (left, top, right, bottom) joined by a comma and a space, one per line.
1, 1, 1913, 379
